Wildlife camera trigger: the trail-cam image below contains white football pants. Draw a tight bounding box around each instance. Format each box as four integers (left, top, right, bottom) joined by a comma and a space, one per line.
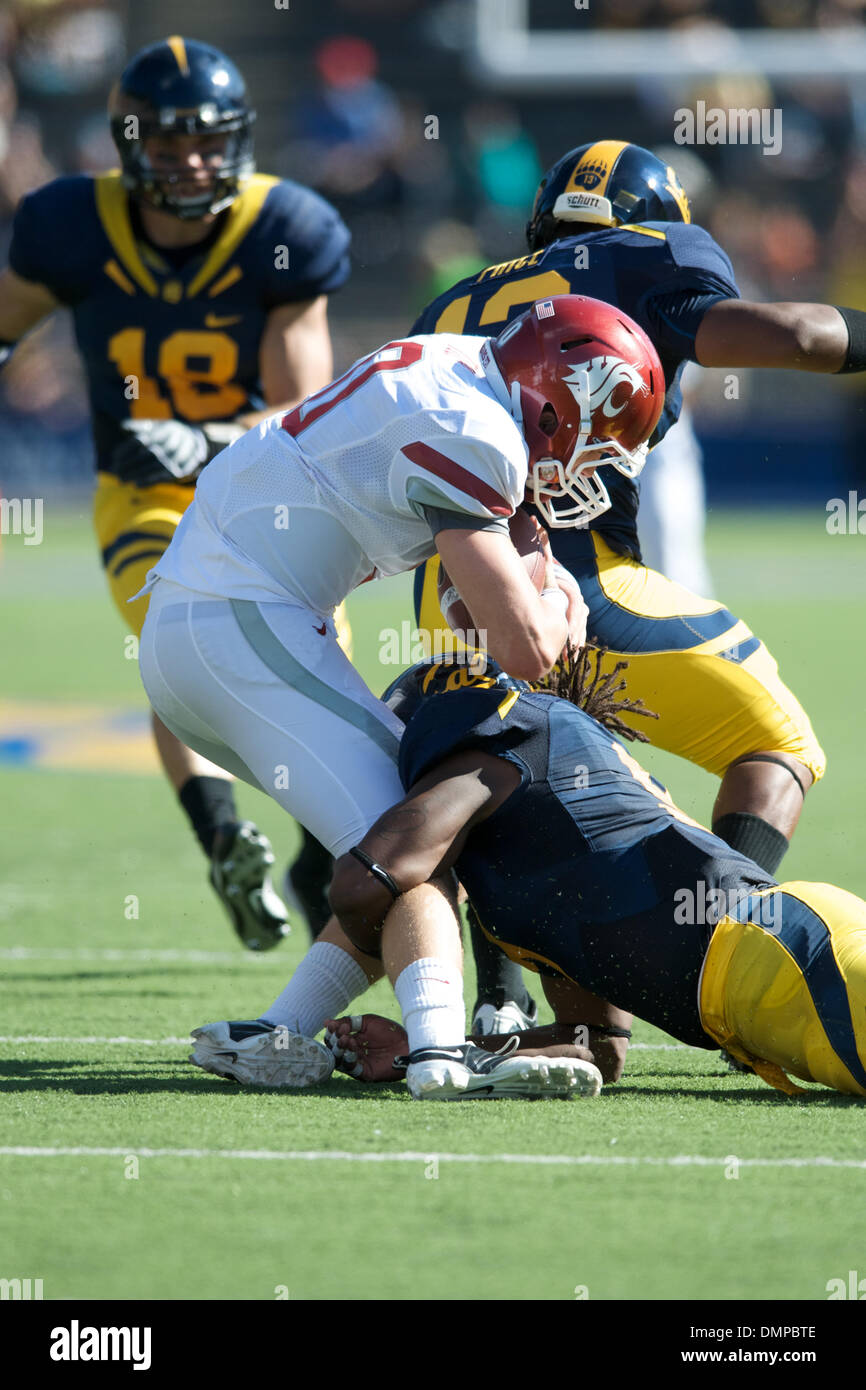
139, 578, 405, 857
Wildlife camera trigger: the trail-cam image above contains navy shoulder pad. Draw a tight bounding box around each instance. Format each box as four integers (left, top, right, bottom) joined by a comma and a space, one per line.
9, 176, 103, 301
399, 682, 539, 790
256, 178, 351, 305
650, 221, 739, 293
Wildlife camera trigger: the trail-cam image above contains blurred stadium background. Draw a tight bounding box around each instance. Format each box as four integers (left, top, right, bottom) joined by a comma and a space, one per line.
0, 0, 864, 509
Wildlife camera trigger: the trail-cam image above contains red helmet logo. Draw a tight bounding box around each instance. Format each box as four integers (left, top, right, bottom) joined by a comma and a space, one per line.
488, 295, 664, 527
567, 357, 649, 421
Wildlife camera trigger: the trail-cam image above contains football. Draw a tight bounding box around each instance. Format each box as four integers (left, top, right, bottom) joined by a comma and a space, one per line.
437, 507, 548, 637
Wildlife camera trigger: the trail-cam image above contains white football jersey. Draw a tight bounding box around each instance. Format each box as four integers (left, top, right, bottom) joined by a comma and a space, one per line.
147, 335, 529, 613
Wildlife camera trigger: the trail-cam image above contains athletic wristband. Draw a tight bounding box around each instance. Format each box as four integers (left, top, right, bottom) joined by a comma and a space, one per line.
587, 1024, 633, 1040
834, 306, 866, 374
349, 847, 402, 899
540, 586, 568, 615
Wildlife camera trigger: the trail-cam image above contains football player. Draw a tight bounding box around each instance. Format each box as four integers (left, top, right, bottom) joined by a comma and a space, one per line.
0, 37, 352, 949
145, 296, 663, 1096
408, 140, 866, 1033
322, 651, 866, 1102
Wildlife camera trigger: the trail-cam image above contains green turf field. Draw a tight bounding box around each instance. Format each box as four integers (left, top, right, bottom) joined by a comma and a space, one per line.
2, 503, 865, 1302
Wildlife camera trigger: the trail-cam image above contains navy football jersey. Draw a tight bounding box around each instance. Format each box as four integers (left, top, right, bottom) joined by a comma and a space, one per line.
8, 172, 351, 473
398, 670, 771, 1045
411, 223, 739, 558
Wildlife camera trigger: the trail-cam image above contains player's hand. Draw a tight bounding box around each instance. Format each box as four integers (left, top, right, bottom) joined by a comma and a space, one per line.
323, 1014, 409, 1083
552, 559, 589, 650
531, 516, 558, 593
112, 419, 210, 486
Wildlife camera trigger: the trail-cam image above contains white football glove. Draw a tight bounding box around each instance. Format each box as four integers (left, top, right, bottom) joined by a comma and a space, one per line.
112, 419, 245, 487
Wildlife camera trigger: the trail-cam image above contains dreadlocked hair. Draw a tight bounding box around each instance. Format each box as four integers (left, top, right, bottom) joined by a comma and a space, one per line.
535, 643, 659, 743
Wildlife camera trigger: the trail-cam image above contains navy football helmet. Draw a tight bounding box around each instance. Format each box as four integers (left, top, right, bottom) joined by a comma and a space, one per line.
526, 141, 691, 251
382, 658, 528, 726
108, 36, 255, 220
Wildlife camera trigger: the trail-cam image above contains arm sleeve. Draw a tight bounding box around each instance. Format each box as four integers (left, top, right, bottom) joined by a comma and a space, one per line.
417, 503, 509, 536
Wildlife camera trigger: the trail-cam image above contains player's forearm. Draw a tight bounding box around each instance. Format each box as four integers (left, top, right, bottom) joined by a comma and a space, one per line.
484, 589, 568, 682
695, 299, 852, 372
254, 296, 334, 420
0, 267, 60, 340
237, 354, 333, 426
436, 530, 568, 682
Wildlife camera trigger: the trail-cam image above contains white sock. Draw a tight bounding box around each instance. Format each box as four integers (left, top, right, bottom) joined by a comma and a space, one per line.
394, 958, 466, 1053
261, 942, 369, 1037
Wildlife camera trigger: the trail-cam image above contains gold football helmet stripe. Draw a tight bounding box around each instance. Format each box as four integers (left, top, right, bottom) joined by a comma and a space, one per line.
564, 140, 629, 199
166, 35, 190, 76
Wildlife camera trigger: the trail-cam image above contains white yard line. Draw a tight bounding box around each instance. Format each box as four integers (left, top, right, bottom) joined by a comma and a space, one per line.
0, 1035, 191, 1046
0, 946, 268, 964
0, 1146, 862, 1170
0, 1034, 694, 1051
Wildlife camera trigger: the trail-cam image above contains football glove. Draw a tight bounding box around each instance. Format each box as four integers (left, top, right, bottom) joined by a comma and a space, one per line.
111, 418, 245, 487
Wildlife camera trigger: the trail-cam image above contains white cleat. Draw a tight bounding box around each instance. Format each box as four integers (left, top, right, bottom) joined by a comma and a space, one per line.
404, 1040, 602, 1102
189, 1019, 334, 1089
472, 997, 538, 1036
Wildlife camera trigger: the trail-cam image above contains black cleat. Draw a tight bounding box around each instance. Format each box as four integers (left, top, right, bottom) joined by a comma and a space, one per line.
209, 821, 290, 951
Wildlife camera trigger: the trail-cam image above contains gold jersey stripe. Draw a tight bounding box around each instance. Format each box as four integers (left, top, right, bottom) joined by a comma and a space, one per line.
207, 265, 244, 298
628, 224, 667, 242
103, 259, 136, 296
94, 174, 159, 297
497, 690, 520, 720
185, 175, 279, 298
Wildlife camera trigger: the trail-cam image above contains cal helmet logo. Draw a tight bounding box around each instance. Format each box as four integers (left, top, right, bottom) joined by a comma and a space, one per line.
574, 160, 608, 190
563, 357, 649, 421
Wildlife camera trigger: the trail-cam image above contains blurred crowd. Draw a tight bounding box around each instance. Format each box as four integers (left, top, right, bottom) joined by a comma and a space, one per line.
0, 0, 864, 491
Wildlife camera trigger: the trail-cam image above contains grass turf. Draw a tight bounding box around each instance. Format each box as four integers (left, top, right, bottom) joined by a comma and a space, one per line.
1, 503, 865, 1301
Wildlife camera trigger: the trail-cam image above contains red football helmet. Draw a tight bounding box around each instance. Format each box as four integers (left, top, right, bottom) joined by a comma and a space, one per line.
484, 295, 664, 527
